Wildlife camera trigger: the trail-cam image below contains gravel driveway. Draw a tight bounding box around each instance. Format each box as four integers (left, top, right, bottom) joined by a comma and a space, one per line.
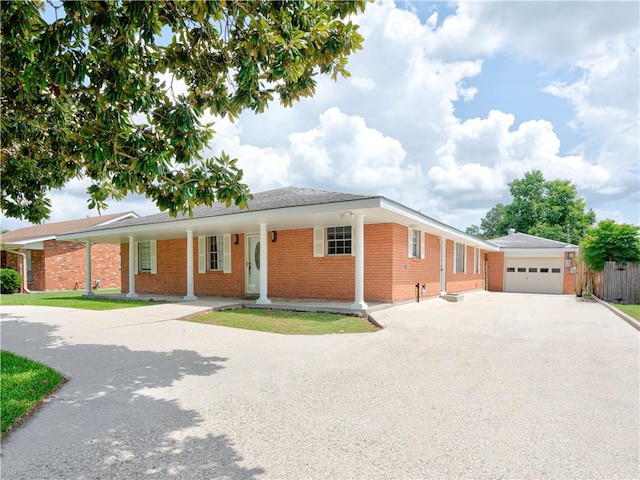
1, 292, 638, 479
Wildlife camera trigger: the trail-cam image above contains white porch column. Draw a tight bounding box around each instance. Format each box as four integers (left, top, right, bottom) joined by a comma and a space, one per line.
351, 214, 368, 310
127, 235, 138, 298
83, 240, 95, 297
256, 222, 271, 305
183, 230, 197, 301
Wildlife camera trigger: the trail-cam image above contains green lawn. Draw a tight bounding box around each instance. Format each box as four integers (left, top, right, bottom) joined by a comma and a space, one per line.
610, 303, 640, 322
1, 350, 65, 436
189, 308, 380, 335
0, 289, 153, 310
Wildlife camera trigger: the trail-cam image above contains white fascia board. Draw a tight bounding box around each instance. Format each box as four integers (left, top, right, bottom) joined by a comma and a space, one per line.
95, 212, 140, 225
0, 236, 54, 248
378, 198, 499, 251
504, 248, 568, 258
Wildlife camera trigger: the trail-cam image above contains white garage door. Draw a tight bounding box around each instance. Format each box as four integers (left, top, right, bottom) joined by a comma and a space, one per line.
504, 257, 563, 294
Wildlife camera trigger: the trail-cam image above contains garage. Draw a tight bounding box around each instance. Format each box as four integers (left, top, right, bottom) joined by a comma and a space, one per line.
487, 230, 578, 295
504, 257, 563, 294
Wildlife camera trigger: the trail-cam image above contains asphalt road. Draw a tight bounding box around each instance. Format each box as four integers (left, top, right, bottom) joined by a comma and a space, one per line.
1, 292, 638, 479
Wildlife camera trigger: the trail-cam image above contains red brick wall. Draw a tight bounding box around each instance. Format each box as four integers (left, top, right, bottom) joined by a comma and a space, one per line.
120, 225, 487, 303
487, 251, 505, 292
1, 241, 120, 292
388, 227, 441, 302
41, 240, 121, 291
563, 251, 577, 294
445, 240, 485, 293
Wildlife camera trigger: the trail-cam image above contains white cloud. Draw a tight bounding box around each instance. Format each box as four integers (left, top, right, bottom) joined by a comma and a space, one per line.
288, 107, 419, 192
6, 1, 638, 233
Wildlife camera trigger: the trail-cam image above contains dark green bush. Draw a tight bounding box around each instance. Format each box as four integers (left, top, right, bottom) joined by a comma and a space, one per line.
0, 269, 22, 294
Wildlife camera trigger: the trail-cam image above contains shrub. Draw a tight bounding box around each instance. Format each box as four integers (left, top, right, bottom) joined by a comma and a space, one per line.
0, 269, 22, 294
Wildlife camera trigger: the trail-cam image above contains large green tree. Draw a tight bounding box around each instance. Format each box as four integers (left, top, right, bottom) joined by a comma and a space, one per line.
467, 170, 596, 242
581, 220, 640, 271
1, 0, 366, 222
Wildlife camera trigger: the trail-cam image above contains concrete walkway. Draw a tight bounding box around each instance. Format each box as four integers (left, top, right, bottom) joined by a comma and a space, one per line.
1, 292, 638, 479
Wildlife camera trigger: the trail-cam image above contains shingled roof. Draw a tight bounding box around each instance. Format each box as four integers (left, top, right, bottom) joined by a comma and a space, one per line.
78, 187, 374, 233
1, 212, 137, 244
488, 231, 576, 249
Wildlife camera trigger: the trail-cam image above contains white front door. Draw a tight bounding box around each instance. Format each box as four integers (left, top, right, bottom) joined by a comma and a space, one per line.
246, 235, 261, 294
439, 237, 447, 293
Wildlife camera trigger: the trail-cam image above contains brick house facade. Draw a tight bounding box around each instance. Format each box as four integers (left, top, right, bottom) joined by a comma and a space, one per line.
61, 187, 496, 306
1, 213, 137, 292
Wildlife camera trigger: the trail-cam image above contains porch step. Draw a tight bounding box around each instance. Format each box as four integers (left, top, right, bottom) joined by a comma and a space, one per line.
440, 293, 464, 303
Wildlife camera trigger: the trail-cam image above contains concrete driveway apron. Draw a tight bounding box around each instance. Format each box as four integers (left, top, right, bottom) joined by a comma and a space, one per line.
1, 292, 638, 479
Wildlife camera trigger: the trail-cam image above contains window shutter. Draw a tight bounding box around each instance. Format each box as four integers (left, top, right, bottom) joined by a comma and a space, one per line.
420, 231, 425, 259
134, 242, 139, 274
223, 234, 232, 273
198, 236, 206, 274
408, 228, 413, 258
150, 240, 157, 274
313, 228, 324, 257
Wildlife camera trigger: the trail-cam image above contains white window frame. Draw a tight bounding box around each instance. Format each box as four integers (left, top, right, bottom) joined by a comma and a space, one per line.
408, 228, 425, 259
473, 247, 480, 274
137, 240, 157, 274
326, 226, 352, 256
454, 242, 466, 274
198, 235, 231, 274
26, 250, 32, 283
207, 235, 224, 271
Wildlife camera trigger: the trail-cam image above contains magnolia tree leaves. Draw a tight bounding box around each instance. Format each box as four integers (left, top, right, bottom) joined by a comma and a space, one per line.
1, 0, 366, 222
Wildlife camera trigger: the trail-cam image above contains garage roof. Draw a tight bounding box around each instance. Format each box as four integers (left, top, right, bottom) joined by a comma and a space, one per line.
488, 231, 577, 249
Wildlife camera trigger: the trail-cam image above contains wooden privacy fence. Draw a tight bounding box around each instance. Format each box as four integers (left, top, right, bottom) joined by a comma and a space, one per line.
587, 261, 640, 304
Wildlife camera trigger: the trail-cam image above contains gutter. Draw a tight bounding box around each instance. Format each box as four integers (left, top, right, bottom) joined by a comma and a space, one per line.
1, 249, 31, 293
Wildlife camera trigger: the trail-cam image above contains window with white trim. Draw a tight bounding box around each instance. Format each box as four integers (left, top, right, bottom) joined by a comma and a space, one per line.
26, 250, 32, 282
327, 226, 352, 255
454, 242, 466, 273
138, 241, 152, 272
409, 229, 421, 258
207, 235, 223, 271
473, 247, 480, 274
135, 240, 156, 274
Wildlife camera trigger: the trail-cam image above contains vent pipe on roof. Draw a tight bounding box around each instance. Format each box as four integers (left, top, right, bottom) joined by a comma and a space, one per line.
508, 228, 515, 235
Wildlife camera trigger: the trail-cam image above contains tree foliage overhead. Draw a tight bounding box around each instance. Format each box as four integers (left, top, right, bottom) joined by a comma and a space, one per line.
466, 170, 596, 242
1, 0, 366, 223
581, 220, 640, 271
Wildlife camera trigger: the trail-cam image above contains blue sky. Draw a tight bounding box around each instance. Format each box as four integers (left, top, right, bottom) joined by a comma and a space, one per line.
3, 1, 639, 233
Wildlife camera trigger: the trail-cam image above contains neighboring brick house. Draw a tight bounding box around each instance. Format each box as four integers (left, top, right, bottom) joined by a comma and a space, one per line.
58, 187, 498, 307
1, 212, 138, 292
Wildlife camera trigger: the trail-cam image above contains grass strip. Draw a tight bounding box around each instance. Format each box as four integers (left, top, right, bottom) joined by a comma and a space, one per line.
1, 289, 153, 310
609, 303, 640, 322
189, 308, 379, 335
1, 350, 65, 436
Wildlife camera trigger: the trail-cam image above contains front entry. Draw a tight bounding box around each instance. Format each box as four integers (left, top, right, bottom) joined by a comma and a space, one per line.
246, 235, 261, 295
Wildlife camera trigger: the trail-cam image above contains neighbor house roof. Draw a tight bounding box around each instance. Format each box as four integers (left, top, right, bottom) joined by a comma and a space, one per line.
1, 212, 138, 247
488, 231, 577, 249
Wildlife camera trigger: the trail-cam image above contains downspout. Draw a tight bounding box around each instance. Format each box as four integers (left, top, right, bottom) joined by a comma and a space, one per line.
1, 249, 31, 293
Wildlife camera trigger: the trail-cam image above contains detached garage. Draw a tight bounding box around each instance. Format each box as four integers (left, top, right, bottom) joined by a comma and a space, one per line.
487, 230, 579, 295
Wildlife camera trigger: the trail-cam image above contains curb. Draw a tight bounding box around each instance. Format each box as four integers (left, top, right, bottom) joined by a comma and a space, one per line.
592, 296, 640, 332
